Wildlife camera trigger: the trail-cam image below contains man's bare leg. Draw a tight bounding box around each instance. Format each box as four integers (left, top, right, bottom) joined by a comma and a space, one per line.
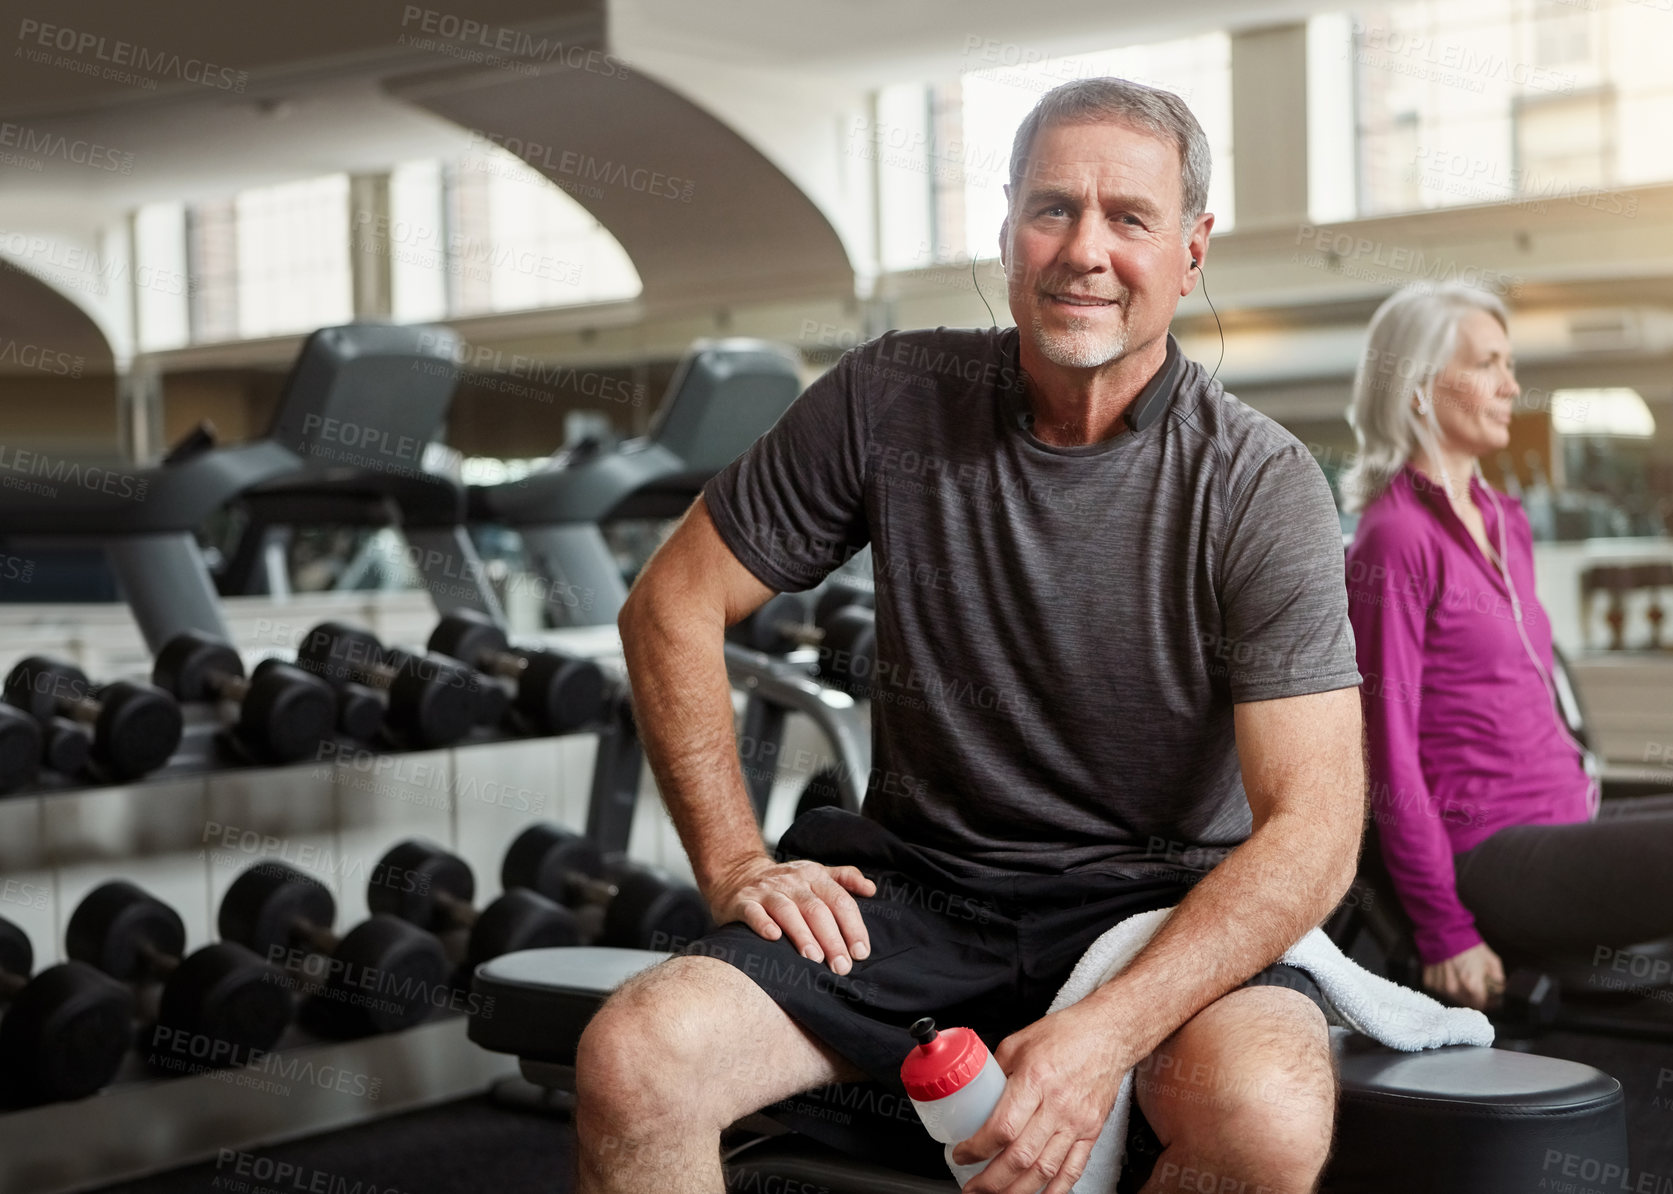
574, 955, 867, 1194
1135, 986, 1336, 1194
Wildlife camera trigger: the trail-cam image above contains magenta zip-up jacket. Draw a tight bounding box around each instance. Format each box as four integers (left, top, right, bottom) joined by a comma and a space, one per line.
1345, 463, 1593, 965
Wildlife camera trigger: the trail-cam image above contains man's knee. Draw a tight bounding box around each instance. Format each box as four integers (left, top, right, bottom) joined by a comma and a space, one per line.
577, 955, 803, 1130
1145, 988, 1335, 1188
577, 957, 732, 1120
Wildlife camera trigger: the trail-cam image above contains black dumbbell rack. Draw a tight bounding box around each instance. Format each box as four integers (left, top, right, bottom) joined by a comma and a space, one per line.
0, 1014, 509, 1193
0, 642, 658, 1192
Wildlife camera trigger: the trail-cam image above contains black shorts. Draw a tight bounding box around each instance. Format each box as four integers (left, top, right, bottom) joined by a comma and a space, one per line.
683, 807, 1327, 1181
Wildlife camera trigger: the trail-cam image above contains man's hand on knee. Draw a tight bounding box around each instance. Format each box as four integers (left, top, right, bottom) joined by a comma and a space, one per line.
950, 1000, 1133, 1194
707, 856, 876, 975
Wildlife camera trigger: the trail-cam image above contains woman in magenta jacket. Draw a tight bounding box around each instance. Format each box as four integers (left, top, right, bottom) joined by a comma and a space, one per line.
1342, 282, 1673, 1012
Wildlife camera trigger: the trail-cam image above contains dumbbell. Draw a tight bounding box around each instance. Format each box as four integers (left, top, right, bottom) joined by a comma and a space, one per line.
0, 705, 41, 794
66, 880, 292, 1070
0, 915, 134, 1104
36, 714, 91, 777
813, 576, 875, 625
218, 861, 449, 1035
238, 660, 378, 743
153, 631, 336, 764
329, 676, 385, 741
731, 576, 874, 656
500, 824, 713, 950
252, 657, 382, 743
367, 839, 580, 977
0, 703, 92, 788
815, 604, 876, 699
730, 588, 877, 697
727, 592, 816, 655
3, 657, 183, 781
428, 610, 607, 735
295, 622, 477, 749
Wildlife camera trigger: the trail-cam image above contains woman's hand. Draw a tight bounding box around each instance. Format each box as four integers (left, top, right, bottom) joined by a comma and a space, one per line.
1422, 942, 1506, 1010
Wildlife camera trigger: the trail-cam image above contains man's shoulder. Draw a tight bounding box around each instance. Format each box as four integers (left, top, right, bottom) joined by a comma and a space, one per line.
1171, 363, 1321, 498
845, 325, 1017, 390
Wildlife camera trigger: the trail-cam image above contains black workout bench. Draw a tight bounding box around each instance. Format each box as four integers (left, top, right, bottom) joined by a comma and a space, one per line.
468, 946, 1629, 1194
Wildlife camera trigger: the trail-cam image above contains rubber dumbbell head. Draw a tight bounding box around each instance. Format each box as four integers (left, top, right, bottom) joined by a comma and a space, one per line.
427, 613, 509, 668
237, 662, 335, 763
67, 881, 291, 1067
814, 577, 875, 626
219, 863, 338, 963
297, 625, 475, 748
2, 656, 81, 724
370, 839, 581, 974
327, 916, 451, 1033
0, 705, 41, 795
335, 682, 384, 741
40, 717, 90, 776
382, 649, 477, 748
256, 655, 368, 751
472, 679, 512, 728
463, 888, 581, 972
0, 916, 134, 1103
600, 860, 714, 951
152, 632, 245, 702
729, 593, 815, 655
516, 652, 606, 735
66, 880, 186, 982
220, 862, 447, 1035
152, 940, 294, 1068
817, 606, 876, 698
368, 839, 475, 932
431, 612, 604, 735
501, 823, 607, 899
295, 623, 386, 689
4, 657, 181, 781
93, 681, 185, 780
0, 917, 31, 980
160, 637, 334, 764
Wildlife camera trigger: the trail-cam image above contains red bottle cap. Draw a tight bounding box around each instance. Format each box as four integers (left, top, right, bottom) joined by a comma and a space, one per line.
900, 1017, 990, 1101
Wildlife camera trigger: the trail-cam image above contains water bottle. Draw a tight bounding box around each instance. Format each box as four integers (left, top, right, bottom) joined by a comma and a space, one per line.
901, 1016, 1007, 1184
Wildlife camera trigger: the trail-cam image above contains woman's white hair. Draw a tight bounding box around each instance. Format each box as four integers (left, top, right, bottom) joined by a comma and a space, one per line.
1341, 282, 1510, 513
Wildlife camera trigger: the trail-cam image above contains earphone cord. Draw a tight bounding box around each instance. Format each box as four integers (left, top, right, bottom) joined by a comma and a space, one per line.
974, 256, 996, 326
1196, 262, 1225, 387
1482, 484, 1602, 820
1411, 396, 1599, 818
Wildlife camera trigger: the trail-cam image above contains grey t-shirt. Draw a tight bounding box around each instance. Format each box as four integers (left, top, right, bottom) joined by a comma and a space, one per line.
703, 326, 1360, 883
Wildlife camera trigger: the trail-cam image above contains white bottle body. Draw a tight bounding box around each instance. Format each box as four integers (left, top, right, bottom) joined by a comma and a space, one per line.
909, 1052, 1006, 1144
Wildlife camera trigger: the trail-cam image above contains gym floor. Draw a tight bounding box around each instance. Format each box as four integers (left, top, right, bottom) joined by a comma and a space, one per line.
87, 1031, 1673, 1194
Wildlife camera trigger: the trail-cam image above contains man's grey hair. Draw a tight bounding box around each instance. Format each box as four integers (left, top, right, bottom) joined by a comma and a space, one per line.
1007, 76, 1211, 244
1341, 282, 1511, 513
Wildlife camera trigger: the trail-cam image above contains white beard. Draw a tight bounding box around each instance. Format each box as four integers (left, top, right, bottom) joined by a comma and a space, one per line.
1029, 301, 1130, 369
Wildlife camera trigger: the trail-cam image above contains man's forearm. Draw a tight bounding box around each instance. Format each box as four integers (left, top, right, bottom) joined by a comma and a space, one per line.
618, 591, 768, 891
1075, 809, 1356, 1060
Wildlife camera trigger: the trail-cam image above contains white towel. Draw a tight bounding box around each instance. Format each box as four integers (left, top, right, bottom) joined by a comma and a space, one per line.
944, 905, 1494, 1192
